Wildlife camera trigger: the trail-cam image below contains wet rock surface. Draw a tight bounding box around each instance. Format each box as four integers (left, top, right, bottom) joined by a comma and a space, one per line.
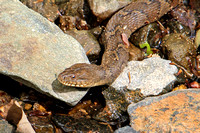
128, 89, 200, 132
165, 20, 191, 36
94, 87, 144, 123
0, 0, 89, 106
111, 57, 178, 96
130, 22, 162, 48
162, 33, 197, 72
52, 115, 113, 132
28, 116, 54, 133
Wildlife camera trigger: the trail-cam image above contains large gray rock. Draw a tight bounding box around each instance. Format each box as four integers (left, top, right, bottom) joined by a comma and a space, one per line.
111, 57, 178, 96
0, 0, 89, 106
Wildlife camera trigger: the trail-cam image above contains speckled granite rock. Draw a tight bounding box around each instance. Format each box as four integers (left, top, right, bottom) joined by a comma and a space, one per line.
128, 89, 200, 132
111, 57, 178, 96
0, 0, 89, 106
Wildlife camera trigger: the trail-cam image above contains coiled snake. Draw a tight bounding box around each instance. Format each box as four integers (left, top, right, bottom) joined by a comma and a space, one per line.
58, 0, 180, 87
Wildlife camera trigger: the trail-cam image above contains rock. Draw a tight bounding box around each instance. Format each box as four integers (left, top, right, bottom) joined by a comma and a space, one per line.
0, 119, 14, 133
88, 0, 131, 21
21, 0, 59, 21
65, 29, 101, 63
94, 87, 144, 122
170, 5, 196, 37
111, 57, 178, 96
130, 22, 162, 48
59, 15, 89, 31
28, 116, 54, 133
195, 29, 200, 48
58, 0, 92, 30
0, 0, 89, 106
52, 115, 113, 132
95, 57, 177, 122
128, 89, 200, 132
0, 90, 12, 106
165, 20, 191, 36
0, 91, 14, 133
1, 100, 35, 133
162, 33, 197, 72
114, 126, 137, 133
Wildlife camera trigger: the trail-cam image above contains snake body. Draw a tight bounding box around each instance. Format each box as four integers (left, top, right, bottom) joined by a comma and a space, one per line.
58, 0, 179, 87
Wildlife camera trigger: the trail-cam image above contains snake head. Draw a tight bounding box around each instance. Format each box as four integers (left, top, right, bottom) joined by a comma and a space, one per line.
58, 63, 106, 87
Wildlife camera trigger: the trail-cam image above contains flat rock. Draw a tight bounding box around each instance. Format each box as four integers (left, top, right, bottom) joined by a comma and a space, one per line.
128, 89, 200, 132
111, 57, 178, 96
0, 0, 89, 106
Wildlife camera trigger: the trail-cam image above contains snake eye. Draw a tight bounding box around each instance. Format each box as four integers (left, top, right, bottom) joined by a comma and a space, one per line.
72, 75, 75, 78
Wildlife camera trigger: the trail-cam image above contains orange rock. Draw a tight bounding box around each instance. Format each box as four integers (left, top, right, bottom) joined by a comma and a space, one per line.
128, 89, 200, 132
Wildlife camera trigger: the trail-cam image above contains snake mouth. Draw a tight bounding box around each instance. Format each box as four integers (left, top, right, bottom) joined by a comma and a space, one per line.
57, 78, 89, 87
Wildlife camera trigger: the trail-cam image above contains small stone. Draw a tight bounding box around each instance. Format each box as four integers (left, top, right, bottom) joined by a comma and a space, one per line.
33, 103, 46, 112
24, 103, 32, 110
111, 57, 178, 96
88, 0, 131, 21
162, 33, 197, 72
172, 84, 187, 91
128, 89, 200, 132
65, 29, 101, 62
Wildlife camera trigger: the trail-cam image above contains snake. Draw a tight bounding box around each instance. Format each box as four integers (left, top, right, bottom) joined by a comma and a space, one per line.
58, 0, 179, 87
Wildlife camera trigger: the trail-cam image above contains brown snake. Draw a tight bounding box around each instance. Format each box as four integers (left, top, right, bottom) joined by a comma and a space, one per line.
58, 0, 180, 87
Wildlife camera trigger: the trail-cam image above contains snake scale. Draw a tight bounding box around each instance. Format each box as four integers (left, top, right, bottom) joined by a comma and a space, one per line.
58, 0, 180, 87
